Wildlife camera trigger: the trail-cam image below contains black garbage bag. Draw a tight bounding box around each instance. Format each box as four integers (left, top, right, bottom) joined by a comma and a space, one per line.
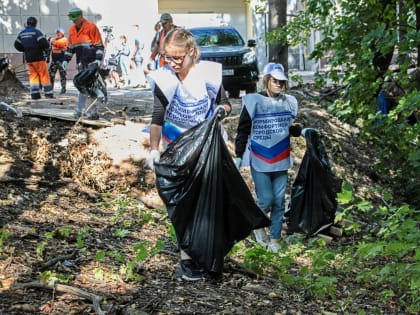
73, 62, 108, 102
286, 129, 342, 236
154, 115, 270, 274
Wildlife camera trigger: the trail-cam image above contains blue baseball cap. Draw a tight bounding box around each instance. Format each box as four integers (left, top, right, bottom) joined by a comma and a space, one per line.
263, 63, 288, 81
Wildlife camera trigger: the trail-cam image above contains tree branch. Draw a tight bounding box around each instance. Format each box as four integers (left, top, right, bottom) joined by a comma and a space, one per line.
13, 281, 106, 315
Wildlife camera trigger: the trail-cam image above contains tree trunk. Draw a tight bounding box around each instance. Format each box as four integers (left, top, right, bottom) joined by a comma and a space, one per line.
372, 0, 395, 77
267, 0, 288, 71
414, 0, 420, 67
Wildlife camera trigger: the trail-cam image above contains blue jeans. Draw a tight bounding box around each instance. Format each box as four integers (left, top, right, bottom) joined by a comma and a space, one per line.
251, 167, 288, 240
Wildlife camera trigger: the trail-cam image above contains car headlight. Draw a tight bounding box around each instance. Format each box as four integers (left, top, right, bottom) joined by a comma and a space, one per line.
243, 50, 256, 64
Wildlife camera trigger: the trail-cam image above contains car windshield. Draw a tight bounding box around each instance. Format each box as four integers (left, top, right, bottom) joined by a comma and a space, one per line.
190, 28, 244, 46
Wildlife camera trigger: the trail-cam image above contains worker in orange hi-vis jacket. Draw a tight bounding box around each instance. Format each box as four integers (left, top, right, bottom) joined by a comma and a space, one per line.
48, 27, 68, 94
14, 16, 54, 100
147, 13, 178, 71
65, 7, 105, 119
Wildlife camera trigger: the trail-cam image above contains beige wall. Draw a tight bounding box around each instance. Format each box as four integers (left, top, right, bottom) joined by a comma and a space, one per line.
1, 0, 251, 54
1, 0, 267, 72
159, 0, 250, 41
1, 0, 159, 65
1, 0, 103, 53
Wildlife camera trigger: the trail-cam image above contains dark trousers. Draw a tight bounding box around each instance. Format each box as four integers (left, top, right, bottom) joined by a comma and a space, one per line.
48, 60, 67, 90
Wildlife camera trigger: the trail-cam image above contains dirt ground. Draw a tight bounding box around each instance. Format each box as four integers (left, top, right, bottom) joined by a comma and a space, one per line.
0, 66, 398, 315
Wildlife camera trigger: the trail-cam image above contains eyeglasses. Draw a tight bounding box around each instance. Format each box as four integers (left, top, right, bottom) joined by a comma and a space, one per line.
270, 78, 286, 85
163, 54, 187, 64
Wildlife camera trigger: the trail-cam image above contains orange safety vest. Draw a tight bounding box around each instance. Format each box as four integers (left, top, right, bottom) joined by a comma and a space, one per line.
67, 18, 104, 64
158, 30, 167, 67
51, 36, 68, 54
68, 18, 103, 48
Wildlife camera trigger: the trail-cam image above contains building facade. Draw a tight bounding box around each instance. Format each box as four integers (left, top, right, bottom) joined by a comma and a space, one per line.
0, 0, 317, 75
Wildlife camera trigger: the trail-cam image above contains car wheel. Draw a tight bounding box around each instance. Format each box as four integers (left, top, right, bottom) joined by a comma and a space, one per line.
228, 89, 240, 98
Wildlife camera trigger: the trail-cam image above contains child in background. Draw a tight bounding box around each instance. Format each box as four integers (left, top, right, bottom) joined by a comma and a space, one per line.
235, 63, 302, 253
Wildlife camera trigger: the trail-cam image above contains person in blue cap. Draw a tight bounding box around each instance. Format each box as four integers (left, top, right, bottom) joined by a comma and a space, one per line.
235, 62, 302, 253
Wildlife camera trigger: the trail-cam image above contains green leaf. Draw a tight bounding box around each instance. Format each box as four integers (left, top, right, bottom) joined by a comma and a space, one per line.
114, 228, 131, 238
94, 250, 106, 261
337, 183, 353, 204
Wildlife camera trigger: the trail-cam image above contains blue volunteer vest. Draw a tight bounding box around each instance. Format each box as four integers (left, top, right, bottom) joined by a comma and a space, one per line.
243, 93, 298, 172
151, 61, 222, 146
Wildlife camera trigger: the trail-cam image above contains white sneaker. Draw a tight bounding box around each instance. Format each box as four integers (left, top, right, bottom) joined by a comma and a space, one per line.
267, 242, 287, 257
267, 242, 281, 253
253, 228, 269, 247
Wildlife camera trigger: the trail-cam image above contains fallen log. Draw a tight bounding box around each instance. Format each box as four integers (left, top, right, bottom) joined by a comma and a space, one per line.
13, 281, 106, 315
21, 107, 113, 127
317, 233, 334, 244
328, 225, 343, 237
338, 218, 354, 227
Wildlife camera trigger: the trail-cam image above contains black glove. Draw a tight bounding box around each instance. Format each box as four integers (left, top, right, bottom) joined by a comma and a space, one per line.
43, 49, 50, 63
64, 51, 72, 62
95, 49, 104, 63
215, 105, 228, 120
289, 123, 303, 137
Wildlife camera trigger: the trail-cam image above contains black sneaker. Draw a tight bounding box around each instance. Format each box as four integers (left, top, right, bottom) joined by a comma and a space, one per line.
175, 260, 203, 281
60, 88, 66, 94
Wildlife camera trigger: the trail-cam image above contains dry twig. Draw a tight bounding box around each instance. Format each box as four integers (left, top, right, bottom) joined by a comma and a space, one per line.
38, 251, 77, 271
13, 282, 106, 315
